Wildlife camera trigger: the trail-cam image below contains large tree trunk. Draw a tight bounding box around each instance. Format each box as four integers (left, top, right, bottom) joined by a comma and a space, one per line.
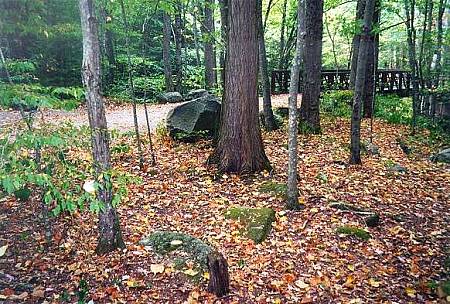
278, 0, 288, 70
286, 0, 304, 211
362, 0, 380, 118
201, 0, 217, 89
257, 0, 277, 131
209, 0, 271, 174
300, 0, 323, 133
162, 11, 174, 92
350, 0, 376, 165
349, 0, 365, 89
404, 0, 420, 133
174, 1, 183, 93
78, 0, 125, 254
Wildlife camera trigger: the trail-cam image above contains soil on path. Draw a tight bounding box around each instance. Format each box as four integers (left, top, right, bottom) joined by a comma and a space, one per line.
0, 95, 293, 131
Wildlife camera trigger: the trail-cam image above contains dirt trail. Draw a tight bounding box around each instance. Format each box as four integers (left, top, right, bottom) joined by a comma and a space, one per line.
0, 94, 292, 132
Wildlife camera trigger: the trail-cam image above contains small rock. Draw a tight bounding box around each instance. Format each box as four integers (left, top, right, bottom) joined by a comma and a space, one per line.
157, 92, 183, 103
184, 89, 209, 101
364, 214, 380, 227
430, 148, 450, 164
365, 142, 380, 156
388, 164, 408, 173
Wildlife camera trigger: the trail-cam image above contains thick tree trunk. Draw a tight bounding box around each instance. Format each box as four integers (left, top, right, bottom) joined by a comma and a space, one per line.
349, 0, 365, 89
286, 0, 304, 211
300, 0, 323, 133
162, 12, 174, 92
202, 0, 217, 89
403, 0, 420, 133
174, 2, 183, 93
257, 0, 277, 131
209, 0, 271, 174
362, 0, 380, 118
278, 0, 288, 70
350, 0, 376, 165
79, 0, 125, 254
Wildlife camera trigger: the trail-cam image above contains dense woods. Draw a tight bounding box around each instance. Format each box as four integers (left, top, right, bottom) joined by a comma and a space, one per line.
0, 0, 449, 302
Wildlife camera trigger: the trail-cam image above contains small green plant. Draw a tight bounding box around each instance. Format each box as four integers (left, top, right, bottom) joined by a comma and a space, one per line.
321, 90, 353, 118
336, 225, 371, 240
155, 121, 170, 141
77, 278, 89, 304
375, 95, 412, 124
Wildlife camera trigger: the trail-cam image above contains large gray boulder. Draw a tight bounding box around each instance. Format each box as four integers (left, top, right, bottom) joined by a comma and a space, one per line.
185, 89, 209, 101
157, 91, 183, 103
166, 94, 221, 140
431, 148, 450, 164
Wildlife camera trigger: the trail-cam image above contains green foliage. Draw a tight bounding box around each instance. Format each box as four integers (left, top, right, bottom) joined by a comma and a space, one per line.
0, 122, 135, 216
321, 90, 353, 117
2, 60, 38, 84
336, 225, 371, 241
0, 84, 84, 110
375, 95, 412, 125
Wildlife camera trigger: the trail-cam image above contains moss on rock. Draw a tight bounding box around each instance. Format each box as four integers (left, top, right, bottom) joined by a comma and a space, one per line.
336, 225, 371, 241
140, 231, 212, 267
225, 207, 276, 243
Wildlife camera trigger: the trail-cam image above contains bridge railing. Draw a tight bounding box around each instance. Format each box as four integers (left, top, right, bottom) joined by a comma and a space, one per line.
271, 69, 412, 96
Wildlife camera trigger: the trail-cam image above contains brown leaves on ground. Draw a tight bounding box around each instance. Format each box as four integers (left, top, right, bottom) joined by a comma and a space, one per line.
0, 117, 449, 303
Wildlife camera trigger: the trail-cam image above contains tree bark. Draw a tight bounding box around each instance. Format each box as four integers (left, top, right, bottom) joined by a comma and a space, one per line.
162, 11, 174, 92
201, 0, 217, 89
433, 0, 446, 88
208, 0, 271, 174
278, 0, 288, 70
362, 0, 380, 118
192, 5, 202, 67
300, 0, 323, 133
219, 0, 229, 91
207, 251, 230, 297
257, 0, 277, 131
78, 0, 125, 254
174, 1, 183, 93
286, 0, 304, 211
403, 0, 420, 133
349, 0, 365, 89
350, 0, 376, 165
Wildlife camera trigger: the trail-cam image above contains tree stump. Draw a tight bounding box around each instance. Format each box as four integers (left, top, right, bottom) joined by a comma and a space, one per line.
207, 251, 230, 297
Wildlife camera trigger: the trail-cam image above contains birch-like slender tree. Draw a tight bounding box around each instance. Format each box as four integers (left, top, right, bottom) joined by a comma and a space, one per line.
286, 0, 304, 210
79, 0, 125, 254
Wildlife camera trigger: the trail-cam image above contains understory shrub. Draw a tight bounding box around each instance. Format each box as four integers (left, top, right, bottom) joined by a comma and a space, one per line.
375, 95, 412, 124
321, 90, 353, 117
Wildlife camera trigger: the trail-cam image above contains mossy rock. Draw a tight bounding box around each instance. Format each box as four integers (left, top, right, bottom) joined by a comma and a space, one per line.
14, 188, 31, 202
259, 181, 287, 199
225, 207, 276, 243
140, 231, 212, 268
336, 225, 371, 241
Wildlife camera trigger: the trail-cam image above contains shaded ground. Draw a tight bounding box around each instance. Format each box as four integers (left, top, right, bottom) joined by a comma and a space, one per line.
1, 115, 449, 303
0, 95, 293, 131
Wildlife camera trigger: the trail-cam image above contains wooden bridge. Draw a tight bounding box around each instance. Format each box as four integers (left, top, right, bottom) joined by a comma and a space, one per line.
271, 69, 412, 96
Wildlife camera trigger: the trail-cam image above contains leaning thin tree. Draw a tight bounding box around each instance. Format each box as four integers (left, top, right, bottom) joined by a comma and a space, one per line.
79, 0, 125, 254
209, 0, 271, 174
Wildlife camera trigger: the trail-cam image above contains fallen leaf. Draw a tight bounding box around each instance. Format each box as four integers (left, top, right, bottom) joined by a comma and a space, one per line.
184, 269, 199, 276
295, 280, 310, 289
170, 240, 183, 246
405, 287, 416, 297
31, 286, 45, 298
369, 278, 380, 287
150, 263, 165, 274
0, 245, 8, 257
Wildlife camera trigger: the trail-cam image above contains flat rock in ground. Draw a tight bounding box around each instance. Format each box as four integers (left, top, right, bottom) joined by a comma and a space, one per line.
225, 207, 276, 243
388, 163, 408, 173
184, 89, 209, 101
430, 148, 450, 164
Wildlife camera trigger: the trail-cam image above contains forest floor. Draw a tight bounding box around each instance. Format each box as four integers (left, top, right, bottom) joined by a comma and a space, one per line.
0, 106, 449, 303
0, 95, 293, 131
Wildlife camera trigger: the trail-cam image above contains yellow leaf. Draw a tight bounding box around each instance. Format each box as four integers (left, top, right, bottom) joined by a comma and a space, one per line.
170, 240, 183, 246
369, 278, 380, 287
150, 263, 165, 274
202, 272, 210, 280
184, 269, 199, 276
294, 280, 309, 289
405, 287, 416, 297
0, 245, 8, 257
347, 264, 355, 271
126, 279, 140, 288
273, 298, 282, 304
